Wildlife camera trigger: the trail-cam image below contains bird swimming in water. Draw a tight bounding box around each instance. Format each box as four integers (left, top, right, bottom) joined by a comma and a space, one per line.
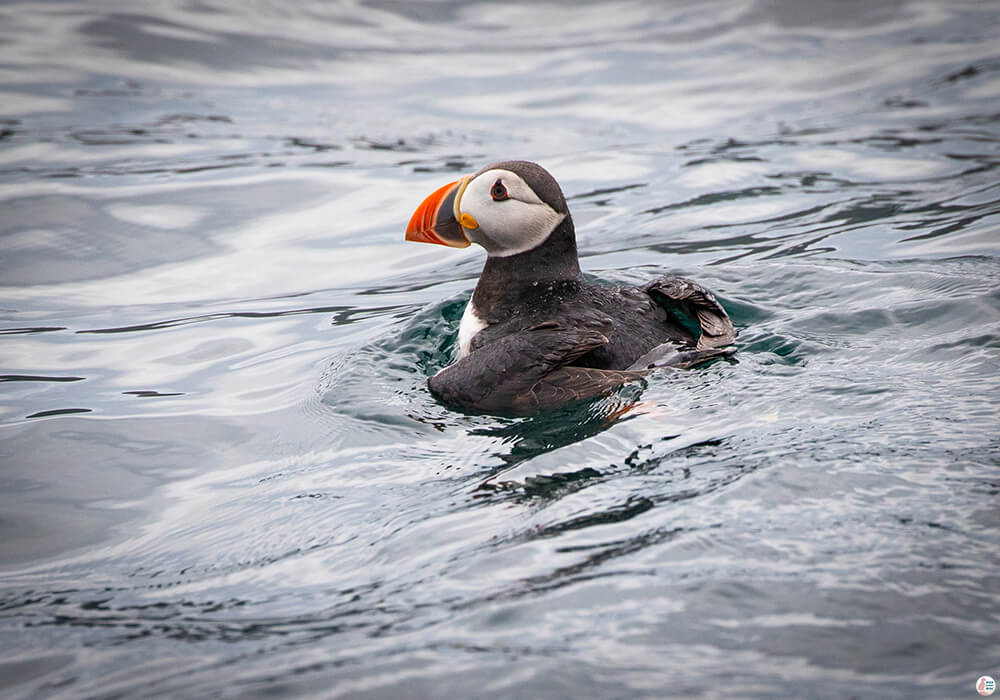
405, 160, 735, 416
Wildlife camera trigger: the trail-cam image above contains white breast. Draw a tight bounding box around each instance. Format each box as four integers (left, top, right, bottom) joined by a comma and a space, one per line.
457, 300, 487, 358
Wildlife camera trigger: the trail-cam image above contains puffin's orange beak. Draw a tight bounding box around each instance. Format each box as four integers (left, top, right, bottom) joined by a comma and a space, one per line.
405, 177, 473, 248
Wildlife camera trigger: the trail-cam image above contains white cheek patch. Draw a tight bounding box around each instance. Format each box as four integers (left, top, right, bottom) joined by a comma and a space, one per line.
460, 169, 565, 257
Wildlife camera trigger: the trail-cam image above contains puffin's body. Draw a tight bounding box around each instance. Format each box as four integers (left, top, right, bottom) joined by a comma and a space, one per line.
406, 160, 735, 415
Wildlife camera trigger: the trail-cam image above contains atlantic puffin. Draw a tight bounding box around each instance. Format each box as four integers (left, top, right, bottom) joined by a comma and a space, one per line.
405, 160, 736, 416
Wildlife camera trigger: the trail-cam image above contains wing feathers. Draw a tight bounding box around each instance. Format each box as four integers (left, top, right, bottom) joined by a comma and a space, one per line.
429, 318, 639, 415
645, 277, 736, 350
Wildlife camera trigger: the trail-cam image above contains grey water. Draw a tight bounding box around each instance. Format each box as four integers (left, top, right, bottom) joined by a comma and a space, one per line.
1, 1, 999, 697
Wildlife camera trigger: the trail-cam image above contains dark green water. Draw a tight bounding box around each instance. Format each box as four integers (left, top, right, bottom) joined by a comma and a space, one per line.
1, 1, 999, 698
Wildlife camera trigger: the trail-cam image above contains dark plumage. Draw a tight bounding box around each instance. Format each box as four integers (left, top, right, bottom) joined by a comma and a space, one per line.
406, 160, 736, 415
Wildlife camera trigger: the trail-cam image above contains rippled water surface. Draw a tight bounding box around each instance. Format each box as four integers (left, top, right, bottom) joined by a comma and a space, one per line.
2, 1, 999, 697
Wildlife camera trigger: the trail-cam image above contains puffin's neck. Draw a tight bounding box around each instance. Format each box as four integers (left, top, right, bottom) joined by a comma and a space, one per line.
472, 216, 582, 319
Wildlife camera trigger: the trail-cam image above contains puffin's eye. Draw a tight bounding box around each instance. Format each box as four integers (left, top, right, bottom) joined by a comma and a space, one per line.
490, 179, 509, 201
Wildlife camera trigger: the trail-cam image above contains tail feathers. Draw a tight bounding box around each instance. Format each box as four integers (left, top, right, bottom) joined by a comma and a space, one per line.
627, 343, 736, 371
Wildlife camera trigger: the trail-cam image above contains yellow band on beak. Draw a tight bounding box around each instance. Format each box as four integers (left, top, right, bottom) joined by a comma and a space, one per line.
452, 175, 478, 230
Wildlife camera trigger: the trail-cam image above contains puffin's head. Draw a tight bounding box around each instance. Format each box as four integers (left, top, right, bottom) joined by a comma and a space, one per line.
405, 160, 569, 257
